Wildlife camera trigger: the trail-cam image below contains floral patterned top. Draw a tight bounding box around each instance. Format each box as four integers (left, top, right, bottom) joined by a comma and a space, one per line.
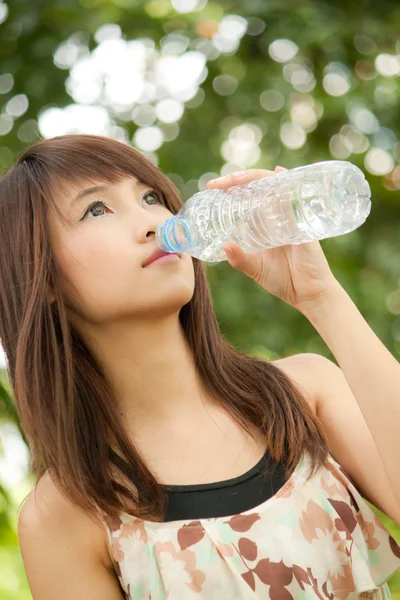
102, 452, 400, 599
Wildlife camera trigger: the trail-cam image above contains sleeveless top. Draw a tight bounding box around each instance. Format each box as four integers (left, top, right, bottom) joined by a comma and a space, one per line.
102, 450, 400, 599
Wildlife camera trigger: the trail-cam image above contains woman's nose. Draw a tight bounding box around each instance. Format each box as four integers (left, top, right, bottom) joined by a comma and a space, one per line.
136, 214, 167, 244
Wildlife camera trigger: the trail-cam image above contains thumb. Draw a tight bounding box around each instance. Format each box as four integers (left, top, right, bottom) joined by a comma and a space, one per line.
222, 242, 241, 264
222, 242, 261, 279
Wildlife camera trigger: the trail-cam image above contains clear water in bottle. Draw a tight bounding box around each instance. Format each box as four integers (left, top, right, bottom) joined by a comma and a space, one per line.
156, 160, 372, 264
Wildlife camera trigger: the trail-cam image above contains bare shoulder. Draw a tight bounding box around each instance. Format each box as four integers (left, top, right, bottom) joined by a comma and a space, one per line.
270, 353, 324, 416
18, 471, 112, 570
18, 474, 126, 598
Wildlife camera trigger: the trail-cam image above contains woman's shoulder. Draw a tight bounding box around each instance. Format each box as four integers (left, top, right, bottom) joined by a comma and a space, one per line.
19, 471, 113, 572
270, 354, 318, 416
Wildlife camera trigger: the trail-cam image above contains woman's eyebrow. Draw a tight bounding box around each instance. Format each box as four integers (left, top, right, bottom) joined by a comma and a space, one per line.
69, 179, 146, 210
71, 185, 109, 209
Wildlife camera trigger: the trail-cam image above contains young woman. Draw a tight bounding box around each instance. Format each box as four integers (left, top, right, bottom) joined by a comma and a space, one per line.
3, 134, 399, 599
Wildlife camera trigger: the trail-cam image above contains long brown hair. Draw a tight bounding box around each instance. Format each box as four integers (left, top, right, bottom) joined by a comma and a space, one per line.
0, 134, 328, 524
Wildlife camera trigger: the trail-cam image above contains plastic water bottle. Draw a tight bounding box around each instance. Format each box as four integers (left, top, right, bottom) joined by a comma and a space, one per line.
156, 160, 371, 264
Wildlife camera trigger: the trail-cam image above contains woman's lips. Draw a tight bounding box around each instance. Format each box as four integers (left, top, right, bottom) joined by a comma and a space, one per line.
146, 254, 180, 266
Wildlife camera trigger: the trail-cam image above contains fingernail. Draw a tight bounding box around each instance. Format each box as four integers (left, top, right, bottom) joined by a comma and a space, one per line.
225, 247, 234, 258
232, 171, 247, 178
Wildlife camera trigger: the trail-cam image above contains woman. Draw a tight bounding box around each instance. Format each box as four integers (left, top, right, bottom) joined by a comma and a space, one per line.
4, 134, 400, 599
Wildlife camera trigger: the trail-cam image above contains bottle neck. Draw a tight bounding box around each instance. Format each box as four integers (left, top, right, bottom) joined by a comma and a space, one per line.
156, 216, 194, 253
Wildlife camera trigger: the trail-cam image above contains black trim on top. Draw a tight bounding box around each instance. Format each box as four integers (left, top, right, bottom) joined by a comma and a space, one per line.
162, 447, 270, 492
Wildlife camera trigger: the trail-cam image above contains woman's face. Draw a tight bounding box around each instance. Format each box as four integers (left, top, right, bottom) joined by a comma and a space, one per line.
47, 176, 195, 326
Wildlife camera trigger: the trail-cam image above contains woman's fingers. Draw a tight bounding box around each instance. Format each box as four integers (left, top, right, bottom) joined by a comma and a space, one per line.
206, 169, 276, 188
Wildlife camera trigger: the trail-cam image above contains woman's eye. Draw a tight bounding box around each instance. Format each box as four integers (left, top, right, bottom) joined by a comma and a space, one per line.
81, 190, 164, 220
143, 190, 164, 205
81, 201, 108, 220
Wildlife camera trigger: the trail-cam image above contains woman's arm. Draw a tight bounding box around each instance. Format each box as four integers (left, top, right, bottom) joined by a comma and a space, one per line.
301, 282, 400, 507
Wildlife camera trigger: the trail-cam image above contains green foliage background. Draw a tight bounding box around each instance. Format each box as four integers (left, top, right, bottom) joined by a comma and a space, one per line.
0, 0, 400, 597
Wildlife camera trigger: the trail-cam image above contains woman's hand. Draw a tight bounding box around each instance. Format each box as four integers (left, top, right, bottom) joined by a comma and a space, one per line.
206, 166, 341, 314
